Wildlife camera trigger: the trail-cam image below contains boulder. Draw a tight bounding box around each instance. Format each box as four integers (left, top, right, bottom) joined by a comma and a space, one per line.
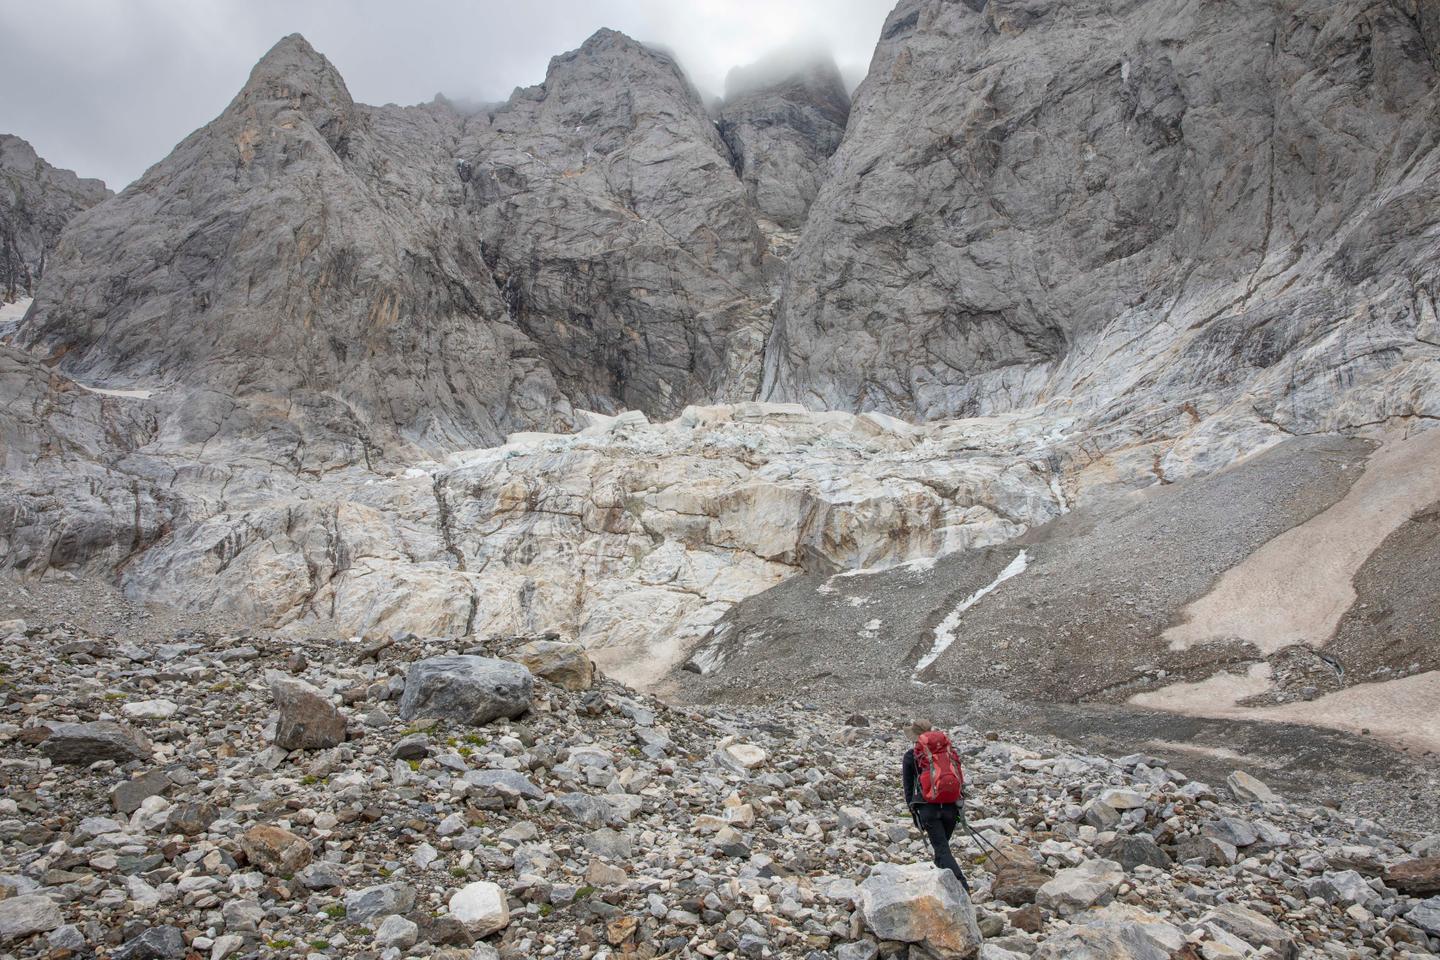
1384, 857, 1440, 897
398, 656, 533, 725
239, 824, 312, 875
268, 671, 347, 750
512, 639, 595, 690
121, 699, 179, 721
715, 742, 769, 774
1037, 859, 1124, 916
110, 926, 186, 959
1098, 788, 1148, 810
991, 858, 1052, 907
345, 883, 416, 924
375, 914, 419, 950
858, 862, 982, 959
1226, 770, 1279, 804
110, 769, 170, 814
1202, 817, 1257, 848
1201, 904, 1299, 959
1307, 869, 1379, 906
39, 721, 151, 765
0, 894, 62, 942
1032, 903, 1185, 960
1083, 800, 1121, 830
1097, 834, 1172, 872
449, 881, 510, 937
1408, 897, 1440, 936
1174, 835, 1237, 867
463, 769, 546, 801
165, 801, 219, 836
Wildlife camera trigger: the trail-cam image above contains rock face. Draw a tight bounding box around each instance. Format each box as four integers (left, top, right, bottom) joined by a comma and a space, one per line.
461, 29, 772, 413
0, 134, 109, 302
858, 862, 981, 959
398, 656, 534, 724
14, 35, 573, 460
717, 49, 850, 230
763, 0, 1440, 446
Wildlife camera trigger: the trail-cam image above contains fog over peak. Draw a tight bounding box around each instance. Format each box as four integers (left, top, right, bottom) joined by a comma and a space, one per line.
0, 0, 892, 191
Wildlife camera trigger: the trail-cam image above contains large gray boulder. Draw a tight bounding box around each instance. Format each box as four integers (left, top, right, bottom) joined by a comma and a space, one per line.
398, 656, 533, 724
0, 134, 110, 303
858, 862, 982, 959
39, 721, 151, 765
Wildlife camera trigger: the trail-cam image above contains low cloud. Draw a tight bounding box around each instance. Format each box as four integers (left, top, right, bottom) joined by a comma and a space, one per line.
0, 0, 892, 190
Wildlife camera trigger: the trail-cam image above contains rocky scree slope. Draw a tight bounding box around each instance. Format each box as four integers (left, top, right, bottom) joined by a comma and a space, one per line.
3, 614, 1440, 958
1, 1, 1439, 751
0, 134, 109, 306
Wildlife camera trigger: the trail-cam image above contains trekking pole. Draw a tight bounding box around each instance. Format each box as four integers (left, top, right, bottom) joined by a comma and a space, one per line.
958, 802, 1019, 865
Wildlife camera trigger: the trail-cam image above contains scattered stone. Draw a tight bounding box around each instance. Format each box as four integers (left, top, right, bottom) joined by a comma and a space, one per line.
1226, 770, 1279, 804
0, 895, 62, 942
239, 824, 312, 875
449, 881, 510, 937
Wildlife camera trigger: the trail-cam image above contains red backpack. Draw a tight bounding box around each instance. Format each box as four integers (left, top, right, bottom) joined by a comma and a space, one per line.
915, 730, 964, 804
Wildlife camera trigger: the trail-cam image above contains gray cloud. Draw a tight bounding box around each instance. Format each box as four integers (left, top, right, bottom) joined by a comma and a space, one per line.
0, 0, 894, 191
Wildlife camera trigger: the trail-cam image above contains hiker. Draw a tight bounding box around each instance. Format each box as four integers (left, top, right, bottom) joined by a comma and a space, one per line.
903, 719, 971, 893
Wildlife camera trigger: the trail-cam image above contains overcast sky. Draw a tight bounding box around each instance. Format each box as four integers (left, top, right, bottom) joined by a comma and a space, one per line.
0, 0, 895, 191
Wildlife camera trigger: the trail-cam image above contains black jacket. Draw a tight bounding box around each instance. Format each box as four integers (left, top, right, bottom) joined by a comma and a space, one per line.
904, 746, 958, 808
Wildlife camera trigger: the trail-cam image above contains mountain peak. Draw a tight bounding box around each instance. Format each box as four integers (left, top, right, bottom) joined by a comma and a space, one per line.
239, 32, 353, 111
229, 33, 355, 153
723, 46, 850, 124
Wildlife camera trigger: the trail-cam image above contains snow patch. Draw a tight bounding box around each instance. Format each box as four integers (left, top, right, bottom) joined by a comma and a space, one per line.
913, 550, 1029, 676
78, 383, 154, 400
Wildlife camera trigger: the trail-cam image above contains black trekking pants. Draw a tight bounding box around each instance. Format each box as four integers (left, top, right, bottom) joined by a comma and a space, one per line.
914, 803, 970, 893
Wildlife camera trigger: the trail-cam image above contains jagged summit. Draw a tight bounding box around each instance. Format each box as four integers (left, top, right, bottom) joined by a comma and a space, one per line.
723, 45, 851, 121
717, 47, 851, 230
0, 134, 110, 302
